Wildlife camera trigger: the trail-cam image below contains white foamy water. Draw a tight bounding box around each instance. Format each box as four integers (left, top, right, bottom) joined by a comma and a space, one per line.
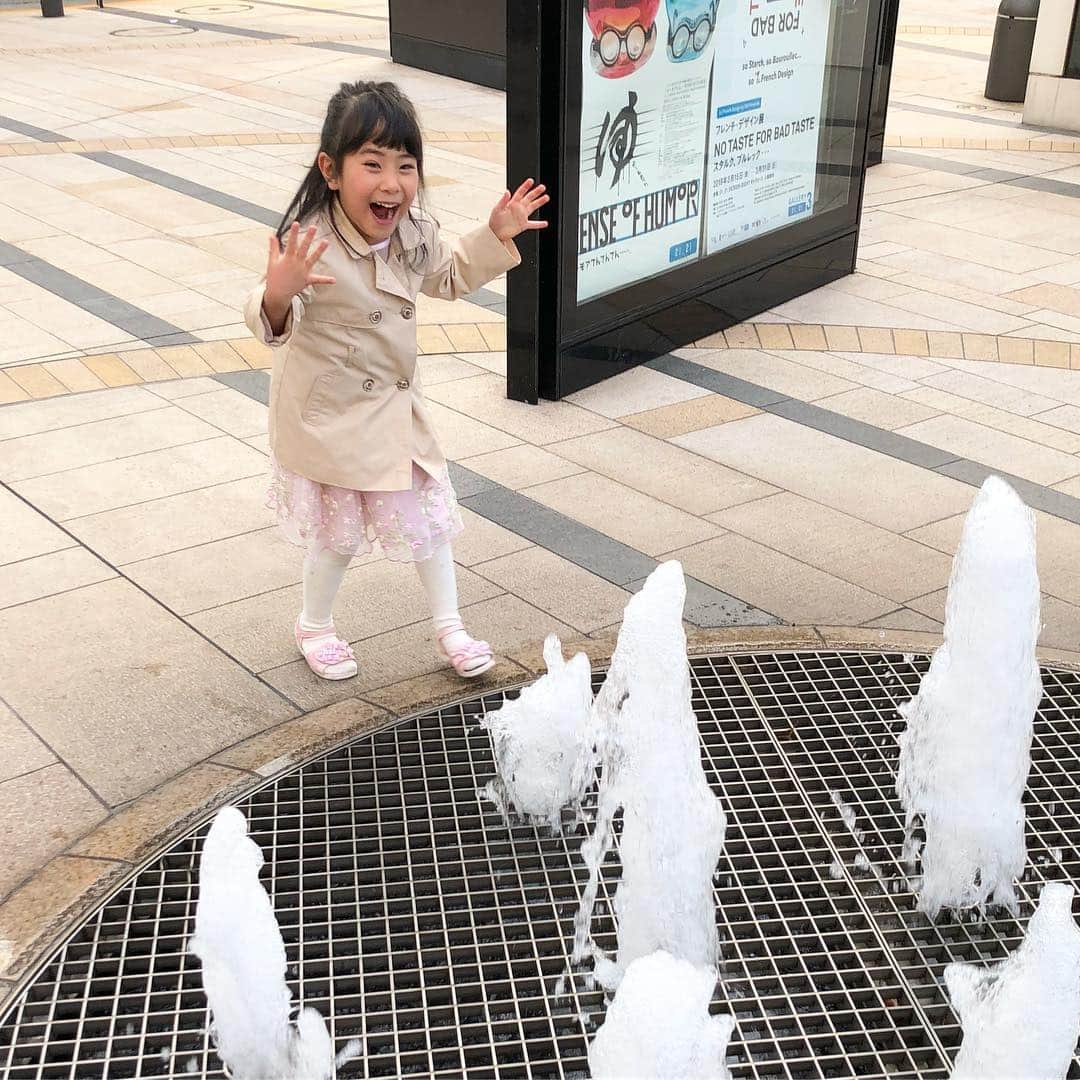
189, 807, 359, 1079
947, 882, 1080, 1079
481, 634, 595, 829
588, 951, 733, 1080
896, 477, 1041, 918
573, 562, 726, 988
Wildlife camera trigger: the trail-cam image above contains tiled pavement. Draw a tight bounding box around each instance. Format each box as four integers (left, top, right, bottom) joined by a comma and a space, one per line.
3, 0, 1080, 1010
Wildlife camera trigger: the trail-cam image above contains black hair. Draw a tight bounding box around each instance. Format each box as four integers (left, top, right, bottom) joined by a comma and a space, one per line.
277, 81, 428, 258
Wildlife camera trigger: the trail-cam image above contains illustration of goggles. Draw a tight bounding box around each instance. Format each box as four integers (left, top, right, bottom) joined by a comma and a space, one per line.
666, 0, 719, 62
596, 21, 655, 66
585, 0, 660, 78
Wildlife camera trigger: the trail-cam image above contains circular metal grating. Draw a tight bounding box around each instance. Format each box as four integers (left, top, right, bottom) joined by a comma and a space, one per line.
2, 651, 1080, 1079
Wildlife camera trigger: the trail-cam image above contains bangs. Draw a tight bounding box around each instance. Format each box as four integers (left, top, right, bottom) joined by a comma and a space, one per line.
335, 91, 423, 167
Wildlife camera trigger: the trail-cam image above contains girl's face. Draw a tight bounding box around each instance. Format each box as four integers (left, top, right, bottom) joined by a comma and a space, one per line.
321, 141, 420, 243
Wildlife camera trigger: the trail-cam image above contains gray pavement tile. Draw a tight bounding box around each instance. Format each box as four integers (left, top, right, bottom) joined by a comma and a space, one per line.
301, 39, 391, 59
675, 413, 974, 533
124, 526, 302, 616
625, 573, 780, 628
65, 474, 273, 565
0, 115, 65, 142
212, 369, 271, 405
471, 546, 631, 633
460, 486, 656, 586
764, 398, 961, 470
0, 548, 116, 610
548, 423, 777, 516
84, 153, 280, 228
13, 436, 268, 521
933, 459, 1080, 525
0, 702, 55, 785
1009, 175, 1080, 201
712, 491, 954, 604
863, 608, 944, 633
0, 489, 74, 566
0, 386, 164, 441
148, 378, 227, 401
448, 462, 499, 500
99, 4, 289, 38
646, 354, 790, 408
0, 766, 107, 900
452, 507, 534, 566
0, 242, 195, 344
524, 471, 722, 556
0, 407, 220, 482
0, 578, 295, 805
174, 389, 268, 439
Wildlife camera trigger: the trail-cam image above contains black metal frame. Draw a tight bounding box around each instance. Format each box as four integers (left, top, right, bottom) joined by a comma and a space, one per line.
508, 0, 885, 402
1067, 0, 1080, 80
866, 0, 901, 166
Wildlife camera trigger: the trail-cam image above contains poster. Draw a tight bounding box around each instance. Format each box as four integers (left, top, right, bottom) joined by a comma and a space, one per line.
705, 0, 831, 255
576, 0, 833, 304
576, 1, 719, 303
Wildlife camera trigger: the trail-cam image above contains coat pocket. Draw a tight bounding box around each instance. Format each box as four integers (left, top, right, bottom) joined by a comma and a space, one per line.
301, 370, 339, 423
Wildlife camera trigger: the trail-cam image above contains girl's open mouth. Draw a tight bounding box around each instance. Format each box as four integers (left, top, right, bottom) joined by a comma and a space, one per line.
370, 201, 398, 224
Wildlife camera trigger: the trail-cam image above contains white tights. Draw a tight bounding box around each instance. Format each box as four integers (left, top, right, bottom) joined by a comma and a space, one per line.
300, 541, 466, 647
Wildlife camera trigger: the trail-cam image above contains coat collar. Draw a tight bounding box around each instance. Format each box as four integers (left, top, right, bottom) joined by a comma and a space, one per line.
328, 197, 427, 260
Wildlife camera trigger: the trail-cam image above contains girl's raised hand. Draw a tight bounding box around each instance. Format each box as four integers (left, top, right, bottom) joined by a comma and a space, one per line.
265, 223, 337, 305
489, 179, 550, 242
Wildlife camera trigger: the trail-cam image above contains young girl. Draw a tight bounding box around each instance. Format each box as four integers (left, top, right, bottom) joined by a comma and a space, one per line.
244, 80, 548, 682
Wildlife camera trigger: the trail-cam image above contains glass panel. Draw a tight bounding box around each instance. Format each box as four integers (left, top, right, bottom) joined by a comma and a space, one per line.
574, 0, 876, 306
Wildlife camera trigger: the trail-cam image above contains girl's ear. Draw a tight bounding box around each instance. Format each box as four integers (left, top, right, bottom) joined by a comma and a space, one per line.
317, 152, 339, 191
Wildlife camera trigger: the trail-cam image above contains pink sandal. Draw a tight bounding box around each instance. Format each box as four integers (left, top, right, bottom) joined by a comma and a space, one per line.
294, 617, 357, 681
437, 622, 495, 678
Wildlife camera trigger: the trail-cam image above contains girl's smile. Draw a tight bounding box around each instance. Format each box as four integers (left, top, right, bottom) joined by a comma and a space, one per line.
321, 141, 419, 244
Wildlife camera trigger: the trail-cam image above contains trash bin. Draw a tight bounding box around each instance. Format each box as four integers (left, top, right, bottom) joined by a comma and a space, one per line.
40, 0, 63, 15
985, 0, 1040, 102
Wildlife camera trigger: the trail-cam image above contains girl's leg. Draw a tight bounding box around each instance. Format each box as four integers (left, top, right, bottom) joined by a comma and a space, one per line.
297, 544, 358, 679
415, 541, 494, 677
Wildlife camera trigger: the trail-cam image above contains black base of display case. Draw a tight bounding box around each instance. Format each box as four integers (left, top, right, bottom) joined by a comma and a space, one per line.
389, 34, 505, 91
547, 231, 856, 399
388, 0, 506, 91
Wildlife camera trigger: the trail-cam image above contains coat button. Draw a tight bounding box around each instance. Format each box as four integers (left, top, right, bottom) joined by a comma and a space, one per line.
362, 378, 375, 391
369, 310, 382, 325
401, 304, 415, 320
396, 379, 410, 391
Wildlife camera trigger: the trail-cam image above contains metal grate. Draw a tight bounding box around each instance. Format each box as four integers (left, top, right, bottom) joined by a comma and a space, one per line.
2, 651, 1080, 1079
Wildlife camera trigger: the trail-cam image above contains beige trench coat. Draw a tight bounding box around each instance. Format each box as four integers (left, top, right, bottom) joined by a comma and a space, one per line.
243, 199, 520, 492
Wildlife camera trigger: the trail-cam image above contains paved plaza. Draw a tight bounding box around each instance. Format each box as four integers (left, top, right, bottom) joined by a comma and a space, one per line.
2, 0, 1080, 1013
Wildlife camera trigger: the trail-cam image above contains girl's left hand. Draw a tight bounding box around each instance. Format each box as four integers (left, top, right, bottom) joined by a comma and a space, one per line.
489, 179, 550, 241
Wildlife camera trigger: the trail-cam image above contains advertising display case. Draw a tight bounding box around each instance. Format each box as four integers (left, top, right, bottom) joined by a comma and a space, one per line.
507, 0, 885, 402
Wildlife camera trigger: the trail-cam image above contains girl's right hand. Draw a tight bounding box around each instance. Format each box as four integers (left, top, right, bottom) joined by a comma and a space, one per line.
265, 223, 336, 303
262, 223, 337, 335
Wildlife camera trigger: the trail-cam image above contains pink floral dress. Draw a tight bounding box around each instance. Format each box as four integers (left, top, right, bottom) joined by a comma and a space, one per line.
267, 458, 464, 563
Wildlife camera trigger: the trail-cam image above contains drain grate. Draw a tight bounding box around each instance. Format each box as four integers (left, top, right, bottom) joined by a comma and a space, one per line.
2, 651, 1080, 1079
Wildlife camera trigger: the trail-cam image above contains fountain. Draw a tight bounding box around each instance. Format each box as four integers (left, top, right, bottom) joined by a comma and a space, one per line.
572, 561, 727, 988
189, 807, 359, 1079
946, 882, 1080, 1079
896, 476, 1042, 917
588, 950, 734, 1080
480, 634, 595, 829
